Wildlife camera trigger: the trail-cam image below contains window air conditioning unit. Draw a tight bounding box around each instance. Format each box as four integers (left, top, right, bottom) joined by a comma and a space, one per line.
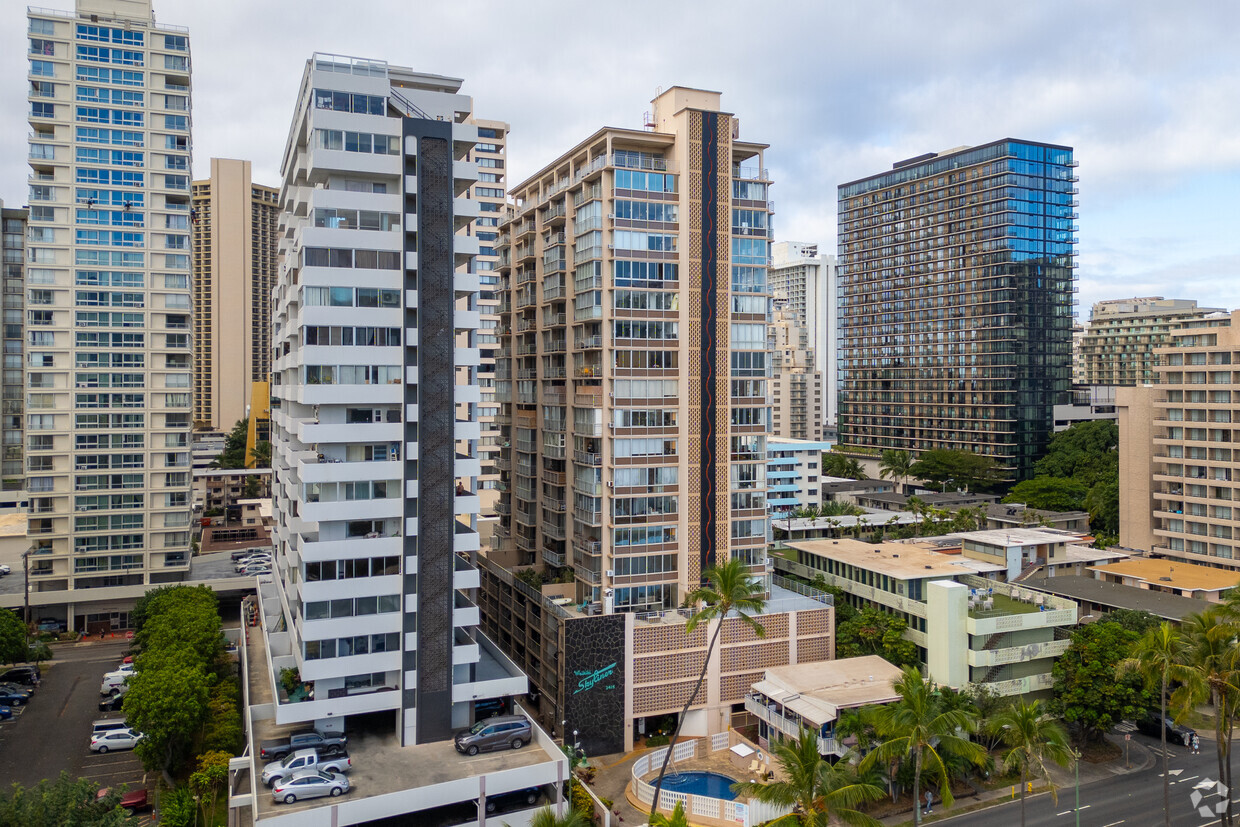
605, 569, 614, 578
606, 481, 613, 488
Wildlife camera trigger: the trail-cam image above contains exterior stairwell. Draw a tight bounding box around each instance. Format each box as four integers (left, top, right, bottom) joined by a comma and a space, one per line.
1013, 560, 1044, 583
980, 632, 1012, 684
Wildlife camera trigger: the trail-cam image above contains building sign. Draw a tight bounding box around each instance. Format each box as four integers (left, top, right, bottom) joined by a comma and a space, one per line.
563, 613, 625, 756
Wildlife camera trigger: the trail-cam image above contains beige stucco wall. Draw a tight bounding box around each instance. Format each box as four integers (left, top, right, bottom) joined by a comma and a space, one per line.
1117, 385, 1156, 551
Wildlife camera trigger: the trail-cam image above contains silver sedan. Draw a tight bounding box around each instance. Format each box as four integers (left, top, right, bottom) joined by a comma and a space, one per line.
270, 769, 350, 804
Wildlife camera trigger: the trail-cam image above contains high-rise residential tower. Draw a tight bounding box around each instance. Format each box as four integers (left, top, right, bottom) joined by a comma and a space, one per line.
770, 241, 836, 425
1081, 297, 1226, 388
266, 52, 543, 755
837, 140, 1077, 481
470, 119, 509, 517
769, 302, 823, 440
1118, 311, 1240, 569
2, 201, 27, 499
493, 87, 774, 611
190, 157, 279, 431
24, 0, 194, 606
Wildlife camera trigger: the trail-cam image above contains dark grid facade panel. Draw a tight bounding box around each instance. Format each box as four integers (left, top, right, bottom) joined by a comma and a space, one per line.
836, 140, 1076, 480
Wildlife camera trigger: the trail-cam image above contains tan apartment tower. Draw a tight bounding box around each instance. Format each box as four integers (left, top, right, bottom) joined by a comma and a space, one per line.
1118, 310, 1240, 569
191, 158, 279, 431
1082, 297, 1226, 388
493, 87, 774, 611
770, 302, 823, 440
24, 0, 195, 621
469, 120, 510, 516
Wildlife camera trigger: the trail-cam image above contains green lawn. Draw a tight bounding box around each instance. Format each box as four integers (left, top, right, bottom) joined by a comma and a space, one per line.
969, 591, 1042, 617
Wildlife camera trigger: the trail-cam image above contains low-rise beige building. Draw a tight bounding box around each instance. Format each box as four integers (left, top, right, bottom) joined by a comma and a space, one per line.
1118, 310, 1240, 568
1082, 297, 1225, 387
1089, 557, 1240, 603
779, 538, 1077, 698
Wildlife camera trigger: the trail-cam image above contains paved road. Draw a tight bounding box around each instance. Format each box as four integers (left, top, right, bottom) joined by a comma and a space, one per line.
0, 640, 149, 791
943, 732, 1240, 827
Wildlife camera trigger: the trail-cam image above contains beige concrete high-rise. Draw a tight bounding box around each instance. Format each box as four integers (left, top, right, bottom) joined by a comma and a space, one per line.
469, 120, 509, 516
770, 241, 836, 425
1118, 310, 1240, 569
190, 158, 278, 431
1082, 297, 1225, 388
23, 0, 194, 625
493, 87, 774, 611
769, 302, 823, 440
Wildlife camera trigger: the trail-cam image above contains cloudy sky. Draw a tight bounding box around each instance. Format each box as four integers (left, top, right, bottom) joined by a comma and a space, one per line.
3, 0, 1238, 315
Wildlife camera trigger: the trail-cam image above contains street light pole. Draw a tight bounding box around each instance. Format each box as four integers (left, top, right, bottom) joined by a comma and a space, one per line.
1075, 749, 1080, 827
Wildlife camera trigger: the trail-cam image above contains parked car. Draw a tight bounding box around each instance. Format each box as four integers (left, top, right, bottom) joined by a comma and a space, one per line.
233, 548, 273, 562
98, 694, 126, 713
0, 685, 30, 707
270, 769, 350, 804
96, 788, 151, 816
484, 787, 542, 815
99, 672, 129, 696
261, 748, 352, 787
242, 563, 273, 576
0, 705, 11, 720
235, 555, 271, 573
92, 719, 130, 736
1137, 713, 1196, 746
0, 665, 40, 687
259, 729, 349, 761
90, 728, 143, 753
453, 715, 531, 756
114, 662, 134, 675
0, 564, 10, 576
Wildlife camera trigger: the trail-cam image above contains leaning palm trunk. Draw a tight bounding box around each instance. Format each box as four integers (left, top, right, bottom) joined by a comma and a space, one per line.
1215, 688, 1232, 827
649, 619, 723, 817
912, 749, 923, 826
1020, 766, 1027, 827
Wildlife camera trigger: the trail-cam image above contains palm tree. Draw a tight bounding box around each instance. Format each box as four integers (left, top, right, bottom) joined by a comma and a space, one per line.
513, 807, 590, 827
648, 558, 766, 819
249, 440, 272, 469
824, 453, 867, 481
649, 800, 690, 827
878, 449, 914, 495
731, 727, 884, 826
1118, 622, 1186, 827
1172, 608, 1240, 826
987, 699, 1074, 827
864, 667, 985, 826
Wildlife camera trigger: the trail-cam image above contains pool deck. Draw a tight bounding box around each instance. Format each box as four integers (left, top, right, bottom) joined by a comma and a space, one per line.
638, 743, 786, 790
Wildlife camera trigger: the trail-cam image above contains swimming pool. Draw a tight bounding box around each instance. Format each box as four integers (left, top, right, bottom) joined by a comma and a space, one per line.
659, 771, 740, 800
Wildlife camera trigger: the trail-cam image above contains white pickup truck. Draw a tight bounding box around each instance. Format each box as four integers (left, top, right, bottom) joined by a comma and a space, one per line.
260, 748, 352, 787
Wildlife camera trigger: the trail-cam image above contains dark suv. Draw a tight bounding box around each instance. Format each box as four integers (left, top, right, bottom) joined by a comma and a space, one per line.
0, 666, 40, 687
454, 715, 531, 755
1137, 713, 1196, 746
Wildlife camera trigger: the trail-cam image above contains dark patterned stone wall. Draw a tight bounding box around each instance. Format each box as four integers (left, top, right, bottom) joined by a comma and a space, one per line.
563, 613, 626, 756
696, 110, 720, 581
405, 118, 456, 744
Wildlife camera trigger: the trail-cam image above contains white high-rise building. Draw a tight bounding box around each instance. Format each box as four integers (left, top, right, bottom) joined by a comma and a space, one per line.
770, 241, 837, 426
255, 55, 565, 824
24, 0, 194, 618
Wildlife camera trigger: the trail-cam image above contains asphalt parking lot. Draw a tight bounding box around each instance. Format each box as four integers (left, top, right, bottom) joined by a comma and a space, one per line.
0, 639, 152, 816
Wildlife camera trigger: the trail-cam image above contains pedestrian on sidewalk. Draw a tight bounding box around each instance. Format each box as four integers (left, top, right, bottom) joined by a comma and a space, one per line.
1192, 734, 1200, 755
924, 789, 933, 815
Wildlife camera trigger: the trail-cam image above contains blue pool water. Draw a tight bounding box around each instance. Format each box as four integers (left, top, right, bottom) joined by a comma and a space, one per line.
660, 771, 739, 800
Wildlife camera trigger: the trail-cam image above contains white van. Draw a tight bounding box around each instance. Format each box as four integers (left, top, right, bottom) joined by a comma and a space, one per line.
99, 672, 128, 696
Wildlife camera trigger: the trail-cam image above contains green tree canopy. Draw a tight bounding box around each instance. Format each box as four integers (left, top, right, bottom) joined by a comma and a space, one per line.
209, 418, 250, 469
1084, 478, 1120, 535
0, 609, 27, 665
125, 649, 213, 775
835, 606, 919, 667
0, 772, 126, 827
908, 449, 998, 492
1107, 608, 1162, 636
1052, 620, 1152, 742
1033, 420, 1118, 488
1002, 476, 1089, 513
823, 452, 867, 480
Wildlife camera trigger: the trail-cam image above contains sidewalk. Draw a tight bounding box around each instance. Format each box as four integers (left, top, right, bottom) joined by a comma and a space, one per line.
877, 733, 1155, 826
